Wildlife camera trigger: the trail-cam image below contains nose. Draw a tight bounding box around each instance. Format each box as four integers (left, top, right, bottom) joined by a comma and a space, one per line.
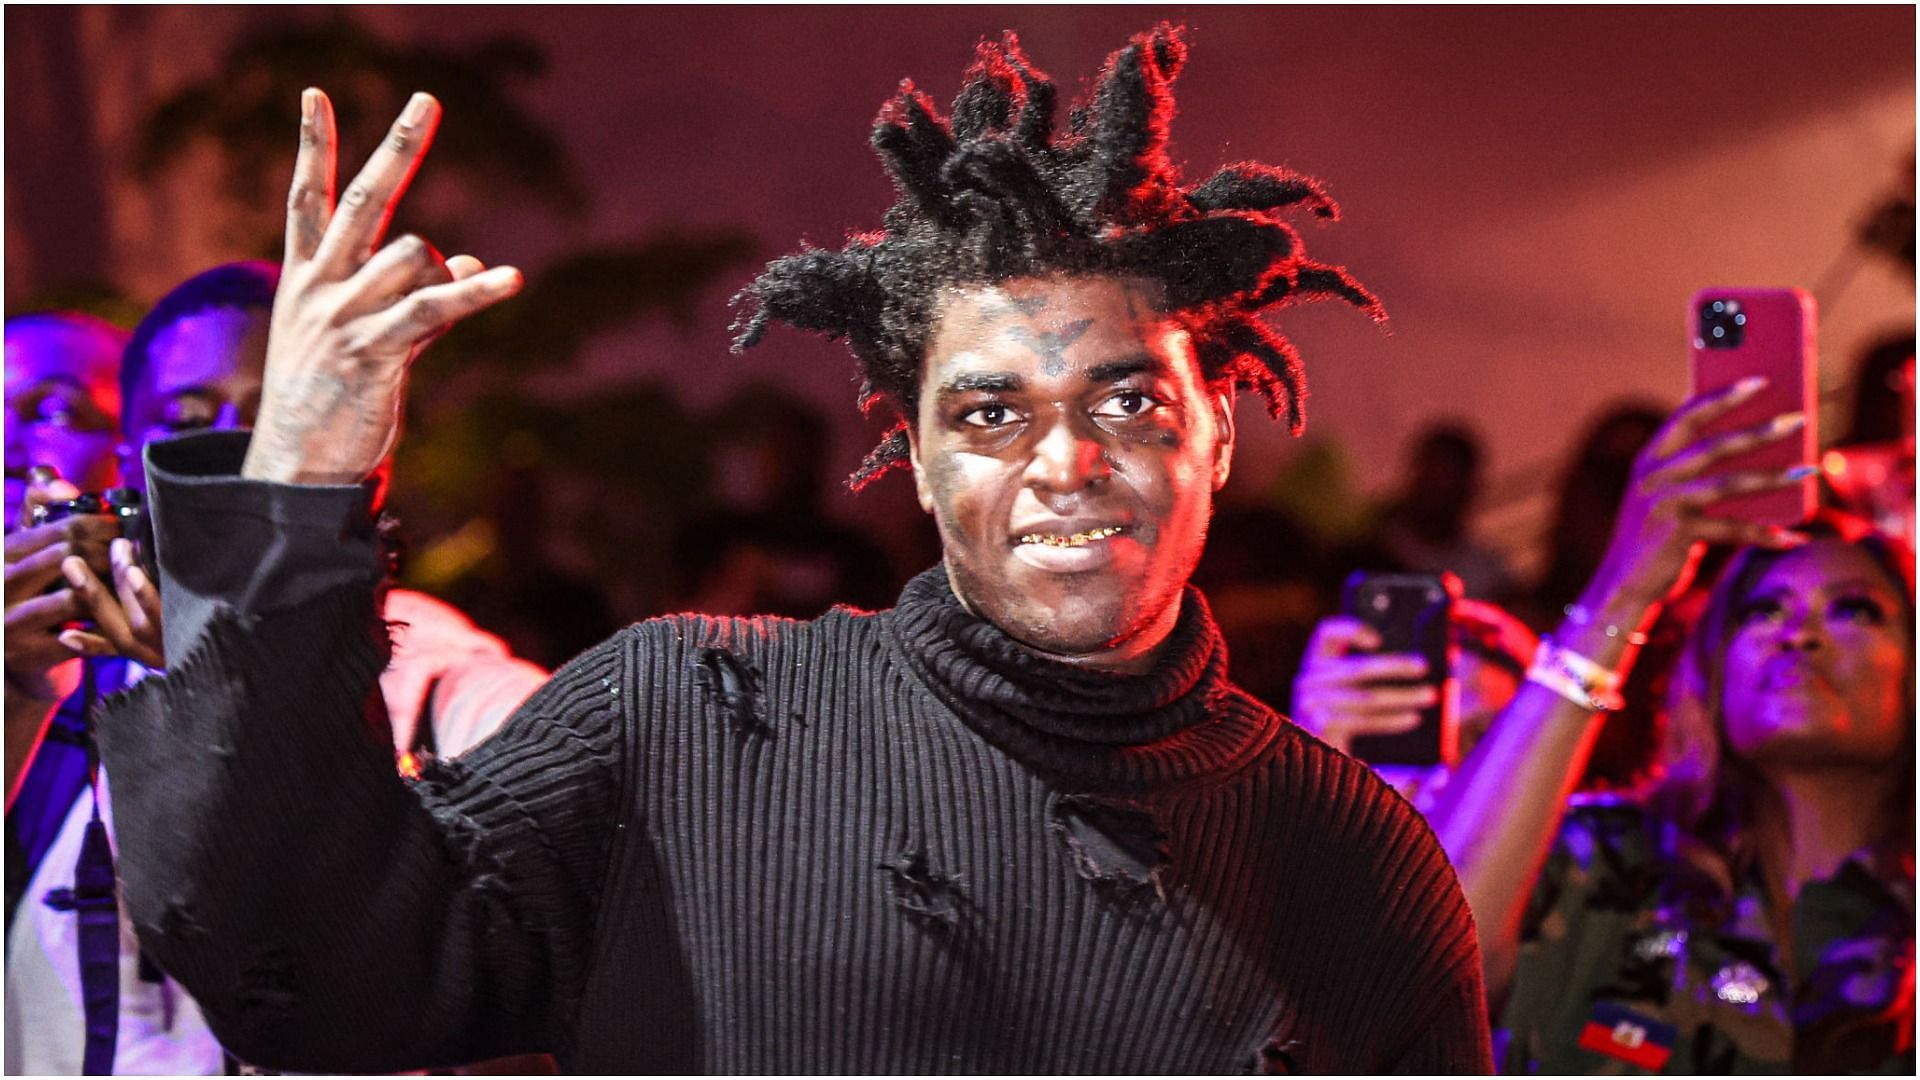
1777, 607, 1823, 653
1023, 411, 1109, 494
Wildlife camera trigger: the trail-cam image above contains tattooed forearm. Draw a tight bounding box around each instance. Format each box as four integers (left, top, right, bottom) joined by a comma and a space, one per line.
243, 370, 373, 483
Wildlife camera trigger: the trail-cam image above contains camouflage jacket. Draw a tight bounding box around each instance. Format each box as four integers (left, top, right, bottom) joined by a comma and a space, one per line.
1500, 799, 1915, 1074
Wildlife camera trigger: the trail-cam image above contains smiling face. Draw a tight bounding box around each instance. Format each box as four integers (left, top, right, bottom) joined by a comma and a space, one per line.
907, 276, 1235, 673
1720, 540, 1913, 770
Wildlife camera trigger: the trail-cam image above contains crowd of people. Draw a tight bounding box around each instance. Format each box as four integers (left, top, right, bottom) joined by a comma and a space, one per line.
3, 22, 1913, 1076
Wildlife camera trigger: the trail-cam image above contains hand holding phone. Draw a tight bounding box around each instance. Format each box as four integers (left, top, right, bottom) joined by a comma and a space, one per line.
1334, 571, 1460, 768
1566, 317, 1817, 663
1291, 616, 1440, 758
1687, 287, 1818, 526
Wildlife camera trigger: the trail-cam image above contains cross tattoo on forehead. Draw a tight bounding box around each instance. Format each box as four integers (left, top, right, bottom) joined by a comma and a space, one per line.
1007, 319, 1095, 376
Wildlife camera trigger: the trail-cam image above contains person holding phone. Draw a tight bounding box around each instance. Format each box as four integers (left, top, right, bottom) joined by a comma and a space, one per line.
1292, 594, 1537, 804
4, 314, 130, 794
1500, 513, 1913, 1073
1295, 376, 1816, 1003
1297, 364, 1912, 1071
4, 263, 553, 1076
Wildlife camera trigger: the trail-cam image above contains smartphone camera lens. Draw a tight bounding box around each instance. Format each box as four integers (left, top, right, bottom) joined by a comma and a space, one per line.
1698, 298, 1745, 349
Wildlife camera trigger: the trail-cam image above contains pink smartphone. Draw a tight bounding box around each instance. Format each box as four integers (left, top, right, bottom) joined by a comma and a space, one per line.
1687, 286, 1818, 526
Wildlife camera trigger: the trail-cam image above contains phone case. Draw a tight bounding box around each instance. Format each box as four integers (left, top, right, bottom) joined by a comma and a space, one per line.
1687, 287, 1818, 526
1340, 571, 1461, 768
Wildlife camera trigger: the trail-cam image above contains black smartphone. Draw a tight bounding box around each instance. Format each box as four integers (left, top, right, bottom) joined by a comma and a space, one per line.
1339, 570, 1460, 768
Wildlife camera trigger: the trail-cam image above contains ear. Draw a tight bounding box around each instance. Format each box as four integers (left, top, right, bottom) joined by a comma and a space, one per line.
905, 420, 935, 514
1209, 389, 1236, 491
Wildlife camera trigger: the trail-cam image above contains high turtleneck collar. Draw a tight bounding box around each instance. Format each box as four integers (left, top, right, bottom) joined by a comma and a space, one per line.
882, 566, 1278, 792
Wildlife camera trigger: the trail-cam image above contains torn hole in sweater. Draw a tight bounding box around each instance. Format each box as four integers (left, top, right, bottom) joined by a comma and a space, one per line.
235, 945, 299, 1023
878, 847, 965, 931
1248, 1035, 1304, 1075
1048, 793, 1170, 903
694, 647, 772, 737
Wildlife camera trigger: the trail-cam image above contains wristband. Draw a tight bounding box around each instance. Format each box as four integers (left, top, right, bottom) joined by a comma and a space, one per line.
1526, 637, 1625, 712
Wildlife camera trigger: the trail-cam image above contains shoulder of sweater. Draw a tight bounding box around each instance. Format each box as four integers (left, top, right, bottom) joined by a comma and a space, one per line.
1245, 709, 1461, 876
1209, 711, 1484, 1045
608, 604, 885, 659
528, 606, 890, 707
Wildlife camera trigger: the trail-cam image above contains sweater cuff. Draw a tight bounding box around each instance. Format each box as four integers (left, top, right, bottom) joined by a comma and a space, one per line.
142, 430, 384, 661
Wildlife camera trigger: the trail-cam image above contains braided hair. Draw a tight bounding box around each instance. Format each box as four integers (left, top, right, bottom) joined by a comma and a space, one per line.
732, 24, 1382, 489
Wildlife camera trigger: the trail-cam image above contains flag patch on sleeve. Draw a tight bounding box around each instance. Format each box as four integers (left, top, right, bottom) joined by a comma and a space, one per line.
1576, 1001, 1676, 1070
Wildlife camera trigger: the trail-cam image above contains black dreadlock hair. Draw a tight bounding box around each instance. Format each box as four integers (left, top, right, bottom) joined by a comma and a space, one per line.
731, 24, 1383, 490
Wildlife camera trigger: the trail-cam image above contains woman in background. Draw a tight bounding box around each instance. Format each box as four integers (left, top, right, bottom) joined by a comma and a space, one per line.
1502, 516, 1914, 1073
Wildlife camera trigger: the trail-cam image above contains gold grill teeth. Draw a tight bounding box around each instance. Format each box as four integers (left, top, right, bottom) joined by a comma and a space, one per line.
1018, 526, 1123, 548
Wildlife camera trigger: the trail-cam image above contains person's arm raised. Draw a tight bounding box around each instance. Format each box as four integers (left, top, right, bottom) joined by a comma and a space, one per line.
242, 88, 520, 486
1422, 376, 1811, 1005
92, 91, 621, 1074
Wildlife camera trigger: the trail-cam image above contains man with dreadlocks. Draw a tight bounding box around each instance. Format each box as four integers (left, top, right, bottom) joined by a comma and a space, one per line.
91, 26, 1491, 1073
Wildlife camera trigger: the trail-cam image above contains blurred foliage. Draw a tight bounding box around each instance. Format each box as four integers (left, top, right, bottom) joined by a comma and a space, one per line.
4, 280, 144, 329
123, 12, 766, 633
1857, 148, 1914, 280
1260, 438, 1371, 542
394, 381, 714, 590
138, 15, 586, 256
415, 231, 760, 383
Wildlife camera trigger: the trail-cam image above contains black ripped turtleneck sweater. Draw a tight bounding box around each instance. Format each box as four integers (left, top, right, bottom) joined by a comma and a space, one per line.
98, 431, 1490, 1074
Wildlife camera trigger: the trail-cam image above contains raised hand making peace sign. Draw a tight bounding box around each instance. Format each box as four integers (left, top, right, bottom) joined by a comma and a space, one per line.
241, 89, 523, 486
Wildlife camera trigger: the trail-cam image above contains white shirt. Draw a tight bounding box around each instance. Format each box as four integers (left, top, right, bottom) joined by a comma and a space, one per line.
3, 591, 546, 1074
5, 661, 225, 1076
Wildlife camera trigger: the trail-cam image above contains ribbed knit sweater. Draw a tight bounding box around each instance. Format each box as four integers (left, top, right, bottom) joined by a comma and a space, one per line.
98, 431, 1490, 1074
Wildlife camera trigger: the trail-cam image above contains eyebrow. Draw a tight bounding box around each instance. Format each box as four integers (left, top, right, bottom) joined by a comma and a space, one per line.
935, 372, 1024, 398
16, 374, 89, 394
1084, 355, 1169, 384
1748, 577, 1900, 600
1825, 577, 1901, 596
932, 354, 1171, 401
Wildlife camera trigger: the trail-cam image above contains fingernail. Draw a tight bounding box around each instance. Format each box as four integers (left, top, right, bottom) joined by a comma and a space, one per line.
1735, 375, 1768, 393
488, 266, 523, 291
61, 558, 85, 588
1771, 411, 1806, 433
1772, 528, 1810, 547
126, 566, 150, 593
404, 92, 433, 123
110, 537, 131, 564
57, 631, 85, 655
1786, 464, 1819, 480
301, 88, 316, 121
